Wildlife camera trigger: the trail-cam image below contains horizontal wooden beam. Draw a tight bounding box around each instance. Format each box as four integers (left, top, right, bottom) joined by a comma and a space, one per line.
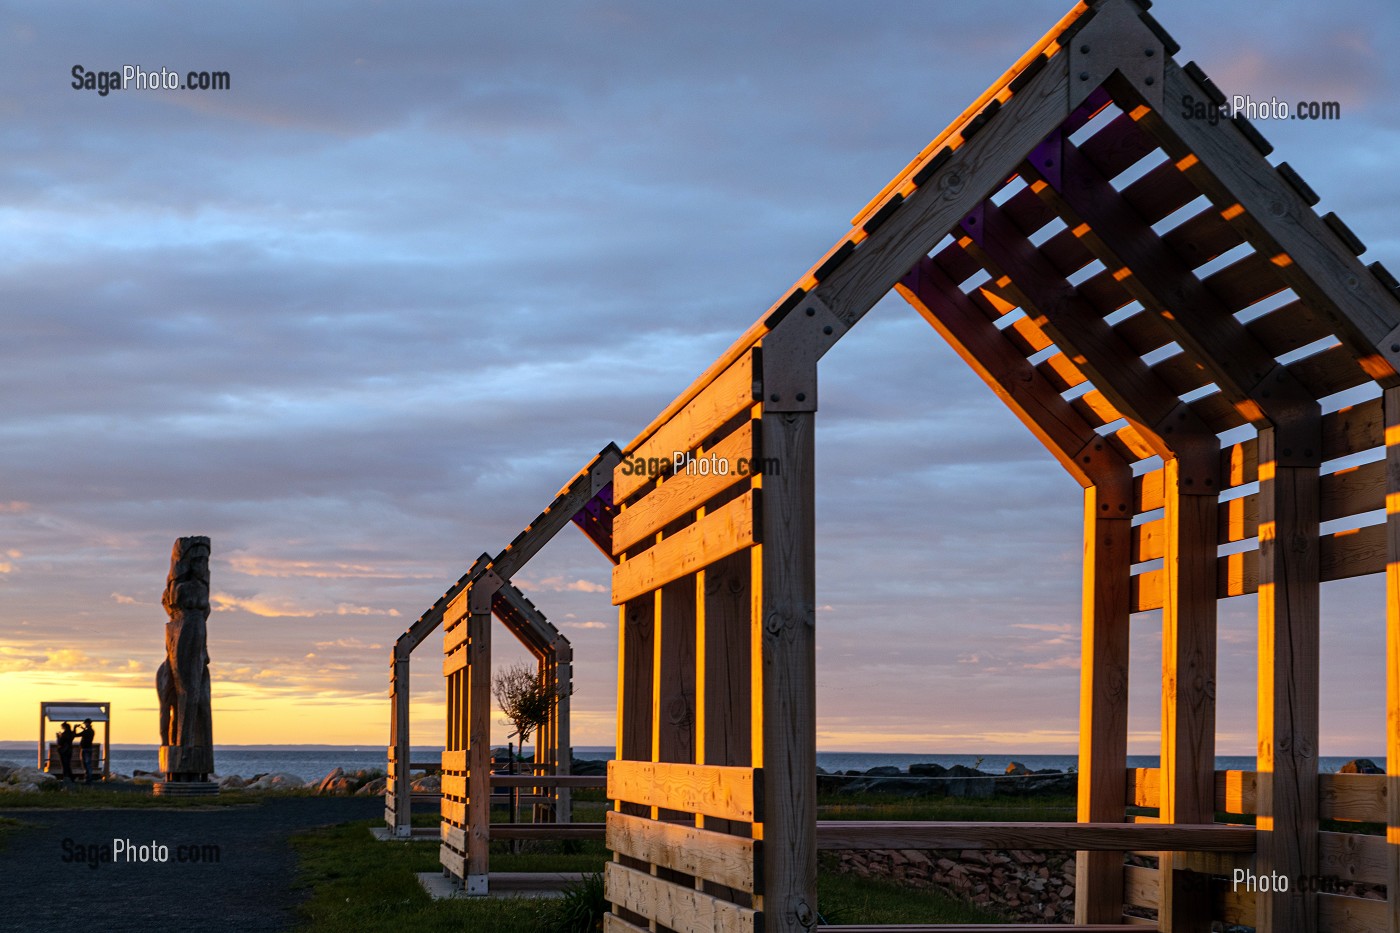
489, 774, 606, 788
813, 821, 1254, 852
614, 351, 757, 504
1130, 523, 1385, 611
613, 419, 757, 554
605, 861, 760, 933
612, 490, 757, 604
606, 810, 758, 893
607, 760, 761, 823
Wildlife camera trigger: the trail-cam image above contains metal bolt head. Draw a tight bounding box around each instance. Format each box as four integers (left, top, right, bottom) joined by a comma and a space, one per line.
1145, 76, 1155, 86
1079, 72, 1090, 81
795, 392, 806, 402
769, 393, 780, 402
1080, 44, 1090, 53
805, 307, 816, 316
823, 325, 833, 335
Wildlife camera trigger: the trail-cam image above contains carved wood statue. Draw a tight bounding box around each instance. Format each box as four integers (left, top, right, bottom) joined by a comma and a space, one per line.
156, 536, 214, 780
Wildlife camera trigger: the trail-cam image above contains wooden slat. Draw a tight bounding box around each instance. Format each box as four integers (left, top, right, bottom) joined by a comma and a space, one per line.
1319, 773, 1387, 823
615, 350, 757, 504
1317, 893, 1391, 933
1289, 343, 1371, 400
1322, 523, 1386, 581
606, 810, 758, 893
443, 650, 467, 676
441, 797, 466, 825
443, 618, 469, 654
605, 861, 759, 933
1131, 523, 1386, 611
813, 821, 1254, 852
440, 846, 465, 878
899, 257, 1108, 484
604, 913, 651, 933
490, 774, 606, 788
1147, 62, 1400, 387
1318, 831, 1389, 885
1247, 299, 1334, 358
441, 749, 467, 771
1161, 206, 1245, 272
613, 420, 757, 554
1321, 461, 1385, 522
607, 760, 760, 823
1127, 768, 1257, 815
1202, 250, 1286, 314
1323, 398, 1383, 461
612, 490, 757, 605
1122, 863, 1157, 909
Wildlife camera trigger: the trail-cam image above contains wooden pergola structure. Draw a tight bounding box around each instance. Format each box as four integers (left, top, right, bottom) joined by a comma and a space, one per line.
387, 445, 619, 877
421, 1, 1400, 929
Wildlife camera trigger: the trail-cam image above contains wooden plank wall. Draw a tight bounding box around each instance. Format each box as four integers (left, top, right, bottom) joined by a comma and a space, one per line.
607, 346, 815, 932
440, 593, 470, 882
1125, 768, 1389, 929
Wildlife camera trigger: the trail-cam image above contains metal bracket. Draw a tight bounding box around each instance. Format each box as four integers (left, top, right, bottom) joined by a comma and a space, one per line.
761, 294, 847, 412
1068, 0, 1165, 111
465, 873, 488, 896
466, 567, 504, 614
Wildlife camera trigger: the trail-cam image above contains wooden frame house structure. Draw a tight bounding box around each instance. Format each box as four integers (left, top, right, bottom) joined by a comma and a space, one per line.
388, 444, 620, 886
416, 1, 1400, 928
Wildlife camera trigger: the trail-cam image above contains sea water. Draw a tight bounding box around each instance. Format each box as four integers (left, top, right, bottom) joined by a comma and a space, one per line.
46, 746, 1385, 783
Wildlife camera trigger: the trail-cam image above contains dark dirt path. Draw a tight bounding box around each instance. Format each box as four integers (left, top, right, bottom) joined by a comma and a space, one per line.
0, 796, 380, 933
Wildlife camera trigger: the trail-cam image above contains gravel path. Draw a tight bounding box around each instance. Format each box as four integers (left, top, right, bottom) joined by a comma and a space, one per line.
0, 796, 381, 932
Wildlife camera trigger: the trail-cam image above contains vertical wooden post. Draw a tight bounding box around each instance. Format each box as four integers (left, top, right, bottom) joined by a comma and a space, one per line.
1383, 387, 1400, 933
1076, 479, 1132, 923
1255, 420, 1321, 933
555, 638, 573, 826
465, 592, 493, 895
389, 645, 412, 836
760, 409, 818, 932
1158, 454, 1218, 933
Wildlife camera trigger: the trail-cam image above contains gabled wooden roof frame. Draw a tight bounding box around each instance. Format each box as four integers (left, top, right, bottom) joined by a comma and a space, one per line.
385, 443, 620, 845
598, 1, 1400, 931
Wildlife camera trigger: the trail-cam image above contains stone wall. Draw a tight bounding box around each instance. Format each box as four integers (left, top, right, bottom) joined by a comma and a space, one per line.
831, 846, 1077, 924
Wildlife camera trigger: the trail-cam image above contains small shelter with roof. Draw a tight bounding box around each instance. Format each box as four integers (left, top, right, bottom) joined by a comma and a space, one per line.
38, 701, 111, 780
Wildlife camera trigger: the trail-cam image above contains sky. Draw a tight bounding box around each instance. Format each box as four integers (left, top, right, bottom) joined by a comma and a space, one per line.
2, 1, 1398, 757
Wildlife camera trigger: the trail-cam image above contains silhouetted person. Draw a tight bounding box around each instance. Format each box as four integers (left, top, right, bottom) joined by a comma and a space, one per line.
55, 722, 76, 784
76, 719, 96, 783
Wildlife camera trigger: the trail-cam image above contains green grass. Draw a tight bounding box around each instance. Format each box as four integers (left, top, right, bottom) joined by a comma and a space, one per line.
291, 793, 1079, 930
291, 820, 592, 933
